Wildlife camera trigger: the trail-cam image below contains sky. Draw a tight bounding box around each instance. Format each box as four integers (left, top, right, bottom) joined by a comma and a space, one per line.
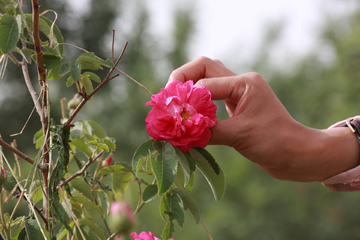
145, 0, 358, 67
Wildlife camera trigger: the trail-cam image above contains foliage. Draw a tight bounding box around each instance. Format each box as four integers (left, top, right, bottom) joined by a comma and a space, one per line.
0, 1, 223, 239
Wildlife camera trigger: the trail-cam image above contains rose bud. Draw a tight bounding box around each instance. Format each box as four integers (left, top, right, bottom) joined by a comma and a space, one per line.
109, 201, 135, 234
130, 231, 174, 240
67, 93, 82, 110
103, 156, 113, 167
0, 168, 7, 188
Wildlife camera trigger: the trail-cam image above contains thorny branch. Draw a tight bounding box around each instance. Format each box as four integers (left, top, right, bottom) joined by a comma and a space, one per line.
32, 0, 51, 230
0, 137, 35, 165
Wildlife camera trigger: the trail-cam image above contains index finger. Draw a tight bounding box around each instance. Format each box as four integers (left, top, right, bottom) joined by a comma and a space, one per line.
168, 57, 236, 84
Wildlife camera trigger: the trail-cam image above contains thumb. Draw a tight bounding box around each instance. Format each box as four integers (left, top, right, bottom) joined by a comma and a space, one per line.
208, 118, 241, 147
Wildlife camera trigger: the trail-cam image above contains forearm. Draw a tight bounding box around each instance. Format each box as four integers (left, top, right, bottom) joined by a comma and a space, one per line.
260, 124, 360, 182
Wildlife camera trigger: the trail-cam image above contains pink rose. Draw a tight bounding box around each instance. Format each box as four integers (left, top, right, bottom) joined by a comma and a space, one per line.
130, 231, 174, 240
145, 80, 217, 152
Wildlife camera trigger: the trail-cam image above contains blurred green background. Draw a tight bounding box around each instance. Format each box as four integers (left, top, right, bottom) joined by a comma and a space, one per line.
2, 0, 360, 239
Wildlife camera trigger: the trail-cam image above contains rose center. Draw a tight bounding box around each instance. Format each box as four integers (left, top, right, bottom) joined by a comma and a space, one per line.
181, 107, 191, 123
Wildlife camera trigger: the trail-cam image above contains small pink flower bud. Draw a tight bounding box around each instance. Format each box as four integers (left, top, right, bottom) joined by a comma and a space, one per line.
109, 201, 135, 234
0, 168, 7, 188
67, 93, 82, 110
103, 156, 113, 167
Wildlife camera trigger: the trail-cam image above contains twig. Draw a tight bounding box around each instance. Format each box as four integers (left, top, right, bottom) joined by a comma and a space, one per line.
0, 138, 35, 165
11, 140, 23, 180
60, 98, 67, 121
64, 73, 119, 128
9, 190, 26, 224
7, 53, 21, 68
4, 184, 18, 204
58, 150, 105, 189
107, 230, 120, 240
115, 67, 152, 95
112, 29, 115, 63
10, 100, 39, 137
64, 41, 129, 128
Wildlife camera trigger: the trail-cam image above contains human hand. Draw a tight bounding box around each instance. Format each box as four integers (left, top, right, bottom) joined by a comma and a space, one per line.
168, 57, 360, 182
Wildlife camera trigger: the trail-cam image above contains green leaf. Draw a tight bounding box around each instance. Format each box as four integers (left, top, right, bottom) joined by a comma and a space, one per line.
50, 201, 72, 233
41, 53, 62, 69
29, 180, 43, 204
43, 45, 59, 55
70, 195, 103, 215
97, 164, 132, 176
56, 221, 76, 240
189, 149, 226, 201
70, 138, 92, 157
77, 52, 103, 70
162, 219, 175, 240
160, 192, 172, 221
70, 177, 93, 200
10, 216, 25, 239
184, 151, 196, 172
79, 218, 105, 240
3, 173, 17, 194
143, 184, 158, 203
33, 128, 43, 149
98, 143, 110, 152
83, 71, 101, 83
82, 76, 93, 95
192, 148, 220, 175
103, 137, 116, 150
75, 225, 97, 240
25, 14, 64, 56
184, 171, 195, 193
71, 201, 82, 219
152, 141, 178, 195
21, 48, 34, 63
171, 187, 200, 224
81, 62, 101, 70
0, 14, 19, 54
47, 63, 62, 80
13, 47, 29, 63
171, 193, 184, 228
59, 62, 71, 76
17, 227, 27, 240
112, 171, 132, 198
102, 58, 115, 68
71, 61, 81, 81
25, 219, 40, 240
66, 75, 74, 87
87, 120, 107, 138
174, 147, 191, 186
132, 139, 155, 175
